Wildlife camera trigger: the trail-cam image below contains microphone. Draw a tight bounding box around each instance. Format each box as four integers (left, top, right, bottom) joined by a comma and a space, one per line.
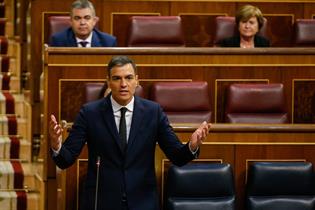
94, 156, 101, 210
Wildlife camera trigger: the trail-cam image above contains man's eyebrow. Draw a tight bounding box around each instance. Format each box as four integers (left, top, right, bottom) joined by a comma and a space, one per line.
73, 15, 92, 18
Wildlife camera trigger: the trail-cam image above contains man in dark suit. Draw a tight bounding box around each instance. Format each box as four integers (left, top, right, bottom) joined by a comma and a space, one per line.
49, 56, 211, 210
49, 0, 116, 47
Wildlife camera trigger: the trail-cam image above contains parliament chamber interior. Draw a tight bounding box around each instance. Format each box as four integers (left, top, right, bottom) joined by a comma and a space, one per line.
2, 0, 315, 209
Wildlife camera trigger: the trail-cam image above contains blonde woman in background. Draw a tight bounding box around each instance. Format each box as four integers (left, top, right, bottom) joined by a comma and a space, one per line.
219, 5, 270, 48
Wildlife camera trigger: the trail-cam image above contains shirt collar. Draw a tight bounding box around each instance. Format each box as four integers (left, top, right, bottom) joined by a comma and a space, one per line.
110, 95, 134, 113
76, 32, 93, 45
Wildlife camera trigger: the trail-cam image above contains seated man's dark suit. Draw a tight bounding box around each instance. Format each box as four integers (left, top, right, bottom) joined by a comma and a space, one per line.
219, 35, 270, 47
49, 27, 117, 47
51, 95, 197, 210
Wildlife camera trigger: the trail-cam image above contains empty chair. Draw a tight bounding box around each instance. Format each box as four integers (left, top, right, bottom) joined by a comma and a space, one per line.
85, 82, 106, 103
151, 82, 211, 124
165, 163, 235, 210
294, 19, 315, 47
246, 162, 315, 210
47, 16, 71, 42
213, 16, 268, 46
85, 82, 144, 103
127, 16, 185, 47
225, 83, 288, 123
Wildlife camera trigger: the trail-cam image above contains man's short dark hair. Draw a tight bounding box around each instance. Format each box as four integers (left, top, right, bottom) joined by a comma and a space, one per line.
107, 56, 137, 78
71, 0, 96, 17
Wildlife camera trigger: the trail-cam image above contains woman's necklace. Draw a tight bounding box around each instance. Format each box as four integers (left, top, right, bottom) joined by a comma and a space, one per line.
240, 42, 254, 48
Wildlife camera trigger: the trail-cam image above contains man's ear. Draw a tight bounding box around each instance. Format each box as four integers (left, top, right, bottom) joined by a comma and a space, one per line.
92, 16, 97, 27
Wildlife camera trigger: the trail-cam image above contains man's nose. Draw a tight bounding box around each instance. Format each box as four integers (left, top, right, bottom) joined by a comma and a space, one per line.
120, 79, 127, 86
79, 18, 86, 24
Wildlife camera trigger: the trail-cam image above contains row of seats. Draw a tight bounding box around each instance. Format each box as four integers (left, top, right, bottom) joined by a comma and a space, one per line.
165, 161, 315, 210
85, 82, 288, 124
47, 15, 315, 47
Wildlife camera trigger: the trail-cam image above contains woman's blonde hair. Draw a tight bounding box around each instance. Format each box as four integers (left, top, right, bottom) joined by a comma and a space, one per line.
235, 5, 265, 30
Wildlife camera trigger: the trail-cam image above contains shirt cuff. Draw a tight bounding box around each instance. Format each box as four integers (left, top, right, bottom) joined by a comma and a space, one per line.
188, 141, 199, 155
51, 146, 61, 157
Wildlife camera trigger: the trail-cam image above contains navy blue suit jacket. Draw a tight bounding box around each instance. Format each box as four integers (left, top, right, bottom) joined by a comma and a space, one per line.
49, 27, 117, 47
52, 95, 196, 210
219, 35, 270, 47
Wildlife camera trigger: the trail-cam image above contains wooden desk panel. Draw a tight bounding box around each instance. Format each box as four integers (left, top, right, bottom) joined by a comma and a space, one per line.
45, 47, 315, 124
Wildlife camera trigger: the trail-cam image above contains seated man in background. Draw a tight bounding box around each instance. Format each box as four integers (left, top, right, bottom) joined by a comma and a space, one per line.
49, 0, 117, 47
219, 5, 270, 48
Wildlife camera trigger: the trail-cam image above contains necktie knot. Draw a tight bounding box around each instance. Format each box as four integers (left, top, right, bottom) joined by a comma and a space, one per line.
79, 41, 88, 47
120, 107, 127, 116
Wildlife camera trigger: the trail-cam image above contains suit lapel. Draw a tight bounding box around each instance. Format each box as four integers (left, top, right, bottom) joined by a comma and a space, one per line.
127, 96, 144, 152
101, 96, 124, 153
67, 29, 79, 47
91, 30, 102, 47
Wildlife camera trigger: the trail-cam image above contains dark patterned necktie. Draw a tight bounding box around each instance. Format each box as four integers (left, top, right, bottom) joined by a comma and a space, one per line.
119, 107, 127, 152
79, 41, 88, 47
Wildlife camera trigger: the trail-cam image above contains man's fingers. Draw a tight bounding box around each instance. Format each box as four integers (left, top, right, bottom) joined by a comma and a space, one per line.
50, 114, 57, 123
197, 122, 211, 140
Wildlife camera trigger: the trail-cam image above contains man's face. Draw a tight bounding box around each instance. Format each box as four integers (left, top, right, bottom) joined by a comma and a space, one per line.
108, 63, 138, 106
70, 8, 96, 40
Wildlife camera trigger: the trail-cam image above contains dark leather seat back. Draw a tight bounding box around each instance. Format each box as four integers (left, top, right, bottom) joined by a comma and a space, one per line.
294, 19, 315, 46
127, 16, 185, 47
225, 83, 288, 123
213, 16, 268, 46
48, 16, 71, 40
151, 81, 211, 123
246, 162, 315, 210
165, 163, 235, 210
85, 82, 144, 103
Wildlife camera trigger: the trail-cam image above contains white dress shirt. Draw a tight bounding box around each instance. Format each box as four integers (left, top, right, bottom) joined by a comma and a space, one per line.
76, 32, 93, 48
111, 96, 134, 142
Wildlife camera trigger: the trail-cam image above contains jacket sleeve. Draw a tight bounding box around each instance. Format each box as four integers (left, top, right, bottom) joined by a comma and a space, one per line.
155, 105, 196, 166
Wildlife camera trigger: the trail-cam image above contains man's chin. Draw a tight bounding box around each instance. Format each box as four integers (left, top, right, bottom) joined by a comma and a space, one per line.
76, 32, 90, 39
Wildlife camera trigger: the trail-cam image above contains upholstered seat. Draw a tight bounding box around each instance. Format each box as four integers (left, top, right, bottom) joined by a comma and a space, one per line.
127, 16, 185, 47
47, 16, 71, 40
225, 83, 288, 123
294, 19, 315, 46
213, 16, 268, 46
246, 162, 315, 210
151, 81, 211, 123
85, 82, 144, 103
165, 163, 235, 210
